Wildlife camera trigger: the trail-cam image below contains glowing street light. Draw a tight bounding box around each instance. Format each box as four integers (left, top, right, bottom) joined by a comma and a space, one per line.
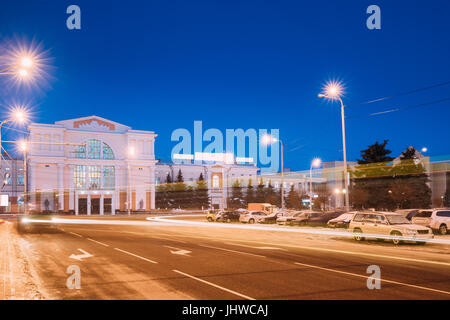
309, 158, 321, 210
318, 81, 350, 212
261, 134, 285, 209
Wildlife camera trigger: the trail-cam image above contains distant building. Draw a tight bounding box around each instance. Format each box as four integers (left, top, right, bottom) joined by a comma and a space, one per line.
0, 158, 25, 213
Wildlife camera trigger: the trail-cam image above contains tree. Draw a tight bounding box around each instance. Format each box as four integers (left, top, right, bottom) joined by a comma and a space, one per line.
313, 183, 330, 211
245, 179, 255, 205
391, 146, 431, 209
264, 181, 280, 206
229, 180, 245, 208
350, 140, 395, 210
254, 178, 266, 203
194, 173, 210, 209
173, 169, 188, 208
285, 185, 302, 209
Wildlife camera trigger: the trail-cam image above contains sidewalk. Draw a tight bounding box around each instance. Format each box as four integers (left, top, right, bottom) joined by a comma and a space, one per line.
0, 222, 45, 299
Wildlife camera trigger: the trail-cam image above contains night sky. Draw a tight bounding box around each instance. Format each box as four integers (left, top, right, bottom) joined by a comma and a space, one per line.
1, 0, 449, 171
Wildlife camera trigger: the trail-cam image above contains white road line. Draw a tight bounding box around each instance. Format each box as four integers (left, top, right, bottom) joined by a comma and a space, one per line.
294, 262, 450, 296
87, 238, 110, 247
114, 248, 158, 264
225, 242, 285, 251
199, 244, 266, 258
172, 269, 255, 300
68, 231, 83, 238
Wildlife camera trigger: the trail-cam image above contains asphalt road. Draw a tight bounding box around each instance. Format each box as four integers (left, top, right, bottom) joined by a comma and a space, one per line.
4, 215, 450, 300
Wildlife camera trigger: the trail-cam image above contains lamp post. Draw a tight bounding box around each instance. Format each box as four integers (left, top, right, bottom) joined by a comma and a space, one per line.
262, 134, 285, 209
19, 140, 28, 214
318, 83, 350, 212
309, 158, 321, 210
0, 109, 27, 172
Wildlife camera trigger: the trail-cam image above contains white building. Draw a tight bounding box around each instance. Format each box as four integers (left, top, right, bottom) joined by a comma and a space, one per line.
155, 161, 259, 209
0, 158, 25, 213
27, 116, 157, 215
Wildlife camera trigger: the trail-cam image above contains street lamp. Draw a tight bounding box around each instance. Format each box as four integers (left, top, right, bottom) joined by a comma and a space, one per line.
19, 140, 28, 214
309, 158, 321, 210
318, 81, 350, 212
0, 54, 35, 79
261, 134, 285, 209
0, 108, 28, 170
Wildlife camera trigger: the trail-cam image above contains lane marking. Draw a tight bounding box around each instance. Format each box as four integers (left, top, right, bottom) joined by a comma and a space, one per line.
87, 238, 110, 247
68, 231, 83, 238
172, 269, 255, 300
171, 234, 450, 268
199, 244, 266, 258
225, 242, 286, 251
294, 262, 450, 296
114, 248, 158, 264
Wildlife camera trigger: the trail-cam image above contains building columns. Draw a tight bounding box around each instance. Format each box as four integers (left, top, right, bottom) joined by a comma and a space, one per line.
57, 163, 64, 212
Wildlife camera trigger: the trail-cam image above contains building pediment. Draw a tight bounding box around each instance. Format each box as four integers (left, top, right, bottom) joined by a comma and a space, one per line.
55, 115, 131, 133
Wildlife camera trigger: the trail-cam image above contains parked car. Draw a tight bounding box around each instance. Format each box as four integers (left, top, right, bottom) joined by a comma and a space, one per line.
395, 209, 420, 221
216, 211, 241, 223
276, 211, 305, 225
411, 209, 450, 235
327, 212, 355, 228
307, 211, 343, 226
239, 211, 268, 224
206, 209, 220, 222
349, 211, 433, 244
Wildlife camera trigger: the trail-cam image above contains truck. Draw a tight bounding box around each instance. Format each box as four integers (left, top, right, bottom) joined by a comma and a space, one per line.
247, 203, 275, 215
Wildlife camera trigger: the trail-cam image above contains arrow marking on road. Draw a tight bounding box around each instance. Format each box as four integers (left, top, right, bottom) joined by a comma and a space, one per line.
164, 245, 192, 256
69, 249, 93, 261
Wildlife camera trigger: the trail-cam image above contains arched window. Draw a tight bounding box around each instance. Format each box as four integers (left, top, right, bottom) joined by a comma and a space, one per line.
3, 173, 11, 185
75, 144, 86, 158
88, 140, 101, 159
102, 142, 115, 159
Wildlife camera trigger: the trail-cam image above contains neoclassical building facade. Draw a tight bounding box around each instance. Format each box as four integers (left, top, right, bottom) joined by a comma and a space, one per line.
27, 116, 157, 215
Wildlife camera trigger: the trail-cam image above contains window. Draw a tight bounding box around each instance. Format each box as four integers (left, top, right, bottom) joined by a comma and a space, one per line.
74, 165, 86, 189
88, 140, 101, 159
88, 165, 101, 189
17, 174, 24, 185
103, 166, 115, 189
102, 143, 115, 159
3, 173, 11, 185
436, 211, 450, 217
353, 214, 365, 222
75, 144, 86, 158
212, 175, 220, 188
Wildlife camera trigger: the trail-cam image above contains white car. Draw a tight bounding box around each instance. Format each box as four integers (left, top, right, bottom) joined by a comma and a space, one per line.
411, 209, 450, 235
327, 212, 355, 228
239, 211, 267, 224
349, 211, 433, 244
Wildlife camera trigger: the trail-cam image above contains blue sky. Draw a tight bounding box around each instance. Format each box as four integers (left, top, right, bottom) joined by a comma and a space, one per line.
1, 0, 449, 171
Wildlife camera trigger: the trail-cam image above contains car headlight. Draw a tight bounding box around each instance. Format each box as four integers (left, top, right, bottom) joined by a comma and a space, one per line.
404, 229, 417, 235
21, 218, 30, 223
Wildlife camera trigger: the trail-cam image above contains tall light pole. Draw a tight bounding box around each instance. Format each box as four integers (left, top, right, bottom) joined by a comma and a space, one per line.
0, 109, 28, 171
262, 134, 285, 209
309, 158, 321, 210
318, 82, 350, 212
19, 140, 28, 214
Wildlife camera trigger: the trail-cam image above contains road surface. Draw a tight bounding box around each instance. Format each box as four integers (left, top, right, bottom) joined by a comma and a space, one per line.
1, 215, 450, 299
